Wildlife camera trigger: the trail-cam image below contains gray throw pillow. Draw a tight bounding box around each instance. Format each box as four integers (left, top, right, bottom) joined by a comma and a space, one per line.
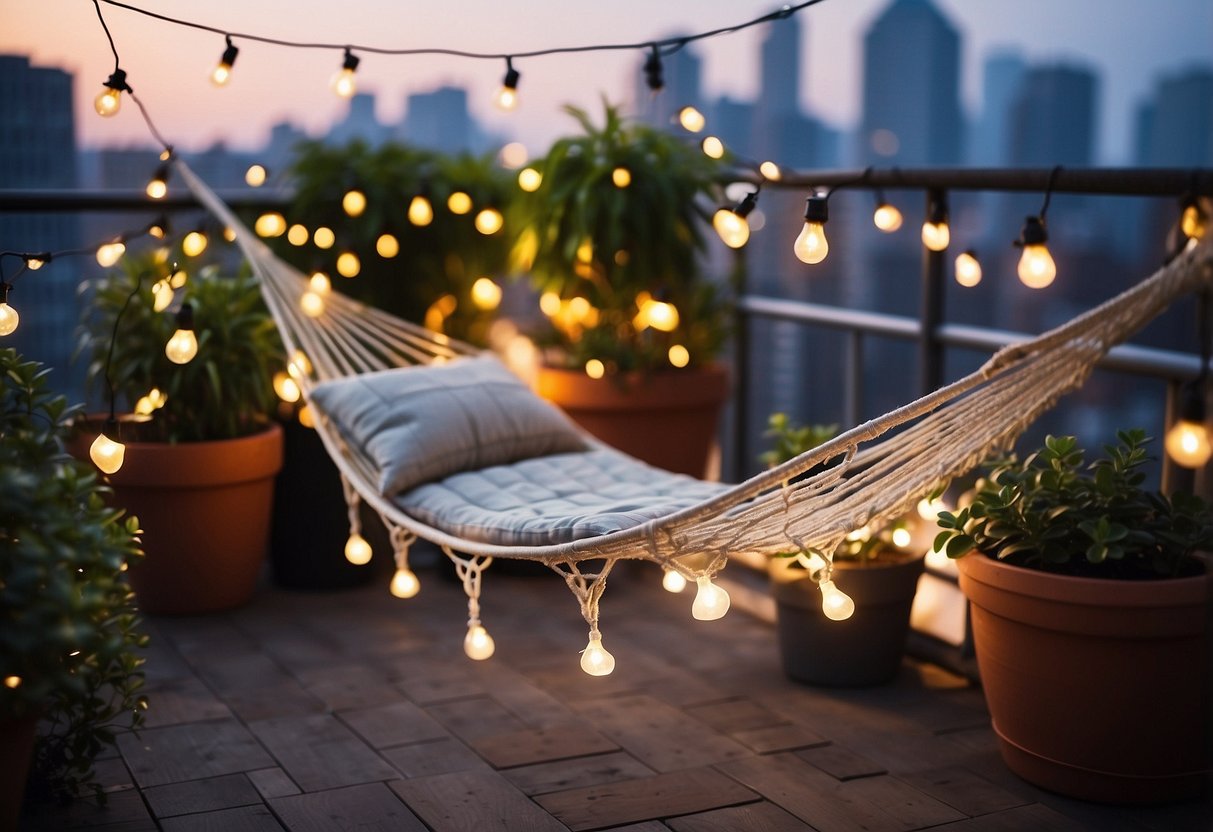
308, 355, 588, 496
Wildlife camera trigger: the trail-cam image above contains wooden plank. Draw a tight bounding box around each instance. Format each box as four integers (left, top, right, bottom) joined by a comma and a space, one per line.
534, 766, 759, 831
390, 769, 567, 832
469, 665, 580, 729
900, 766, 1027, 817
249, 713, 399, 792
718, 752, 964, 832
574, 694, 750, 772
141, 676, 233, 728
503, 751, 656, 796
19, 787, 156, 830
143, 773, 261, 818
602, 824, 670, 832
297, 662, 404, 712
469, 723, 619, 769
191, 652, 291, 694
118, 719, 275, 789
796, 744, 888, 781
731, 724, 829, 755
270, 782, 427, 832
667, 802, 815, 832
223, 680, 327, 722
921, 803, 1087, 832
159, 804, 284, 832
426, 696, 527, 742
382, 737, 489, 779
396, 664, 486, 704
684, 699, 787, 734
340, 700, 449, 749
246, 767, 300, 800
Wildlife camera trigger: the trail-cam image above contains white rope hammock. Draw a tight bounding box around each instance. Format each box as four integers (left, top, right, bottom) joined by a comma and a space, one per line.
177, 160, 1213, 672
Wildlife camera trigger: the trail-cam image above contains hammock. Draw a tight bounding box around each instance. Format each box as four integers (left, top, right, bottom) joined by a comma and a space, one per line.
176, 160, 1213, 669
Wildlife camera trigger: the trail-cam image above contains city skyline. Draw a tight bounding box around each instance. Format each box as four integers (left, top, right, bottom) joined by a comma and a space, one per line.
3, 0, 1211, 164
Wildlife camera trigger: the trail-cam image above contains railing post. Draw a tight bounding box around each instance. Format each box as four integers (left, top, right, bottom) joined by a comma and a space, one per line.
730, 248, 751, 482
920, 188, 947, 396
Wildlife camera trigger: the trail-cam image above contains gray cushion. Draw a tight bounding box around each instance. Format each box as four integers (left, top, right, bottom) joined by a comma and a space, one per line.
308, 355, 588, 496
395, 448, 729, 546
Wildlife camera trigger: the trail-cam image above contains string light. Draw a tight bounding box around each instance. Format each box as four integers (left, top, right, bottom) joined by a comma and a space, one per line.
210, 36, 238, 86
182, 230, 208, 257
89, 418, 125, 474
147, 216, 168, 239
0, 282, 18, 336
300, 291, 325, 318
254, 212, 287, 237
955, 249, 982, 287
336, 251, 361, 277
517, 168, 542, 192
344, 533, 372, 565
921, 194, 950, 252
331, 48, 360, 98
643, 44, 663, 92
245, 164, 267, 187
678, 106, 705, 132
713, 191, 758, 249
691, 575, 730, 621
701, 136, 725, 160
872, 189, 903, 232
474, 207, 504, 235
408, 194, 434, 226
376, 233, 400, 258
390, 567, 421, 599
447, 191, 473, 215
818, 578, 855, 621
145, 162, 169, 199
471, 277, 503, 310
342, 189, 367, 217
464, 623, 495, 660
1015, 216, 1056, 288
759, 161, 781, 180
495, 57, 520, 111
273, 371, 301, 403
634, 295, 679, 332
612, 167, 632, 189
1165, 387, 1212, 468
165, 303, 198, 364
794, 195, 829, 264
94, 69, 127, 117
662, 569, 687, 593
580, 635, 616, 676
667, 344, 690, 368
1181, 196, 1208, 242
313, 227, 335, 249
23, 254, 48, 270
287, 224, 309, 246
585, 358, 605, 379
97, 240, 125, 268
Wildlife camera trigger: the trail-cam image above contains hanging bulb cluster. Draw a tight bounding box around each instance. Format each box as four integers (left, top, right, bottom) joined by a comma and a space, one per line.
495, 57, 520, 111
713, 191, 759, 249
794, 195, 830, 264
211, 36, 239, 86
331, 48, 360, 98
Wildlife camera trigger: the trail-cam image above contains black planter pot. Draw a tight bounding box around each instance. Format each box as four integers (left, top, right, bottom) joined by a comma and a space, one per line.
771, 552, 926, 687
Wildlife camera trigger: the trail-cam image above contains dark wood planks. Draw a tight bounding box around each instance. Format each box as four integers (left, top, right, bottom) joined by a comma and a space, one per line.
248, 713, 398, 791
270, 782, 428, 832
390, 769, 568, 832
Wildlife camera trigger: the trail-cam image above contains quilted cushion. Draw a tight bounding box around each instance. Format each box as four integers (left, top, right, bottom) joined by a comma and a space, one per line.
308, 355, 588, 496
395, 448, 730, 546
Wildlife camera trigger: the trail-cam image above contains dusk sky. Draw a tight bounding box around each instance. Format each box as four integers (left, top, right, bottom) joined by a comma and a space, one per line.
4, 0, 1211, 163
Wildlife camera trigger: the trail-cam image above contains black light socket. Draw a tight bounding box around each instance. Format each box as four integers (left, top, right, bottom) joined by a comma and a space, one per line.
803, 195, 829, 224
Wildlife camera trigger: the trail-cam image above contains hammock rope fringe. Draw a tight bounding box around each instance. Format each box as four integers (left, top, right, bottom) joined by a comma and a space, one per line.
175, 159, 1213, 643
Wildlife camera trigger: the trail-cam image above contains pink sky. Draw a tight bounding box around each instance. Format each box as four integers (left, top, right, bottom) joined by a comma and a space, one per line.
4, 0, 1211, 162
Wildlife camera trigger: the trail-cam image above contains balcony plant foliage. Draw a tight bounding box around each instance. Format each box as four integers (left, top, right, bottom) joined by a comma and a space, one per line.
934, 430, 1213, 579
283, 140, 512, 345
78, 251, 280, 442
0, 348, 147, 803
512, 102, 729, 374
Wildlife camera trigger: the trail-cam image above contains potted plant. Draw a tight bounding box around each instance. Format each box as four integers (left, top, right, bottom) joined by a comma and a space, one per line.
74, 251, 284, 614
511, 103, 732, 476
935, 430, 1213, 803
762, 414, 927, 686
1, 348, 147, 823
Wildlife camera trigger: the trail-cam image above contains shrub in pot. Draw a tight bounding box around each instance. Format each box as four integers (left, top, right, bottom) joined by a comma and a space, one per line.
0, 348, 147, 822
935, 430, 1212, 803
75, 252, 284, 613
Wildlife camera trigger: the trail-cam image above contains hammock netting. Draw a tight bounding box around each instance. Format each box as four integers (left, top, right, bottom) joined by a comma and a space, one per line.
176, 160, 1213, 668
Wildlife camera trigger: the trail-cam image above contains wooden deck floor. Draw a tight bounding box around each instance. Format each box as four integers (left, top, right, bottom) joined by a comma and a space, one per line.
21, 554, 1211, 831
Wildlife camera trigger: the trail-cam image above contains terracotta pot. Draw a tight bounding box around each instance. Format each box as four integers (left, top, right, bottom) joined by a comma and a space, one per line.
957, 553, 1213, 804
71, 422, 284, 614
0, 713, 38, 829
770, 552, 926, 686
535, 364, 729, 477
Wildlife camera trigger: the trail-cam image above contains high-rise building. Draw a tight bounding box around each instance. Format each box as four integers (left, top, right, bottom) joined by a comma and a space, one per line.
1135, 66, 1213, 166
328, 92, 390, 147
400, 86, 474, 152
859, 0, 964, 167
1007, 64, 1098, 166
970, 51, 1027, 166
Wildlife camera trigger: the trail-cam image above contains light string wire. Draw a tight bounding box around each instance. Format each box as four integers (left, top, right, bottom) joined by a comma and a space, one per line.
95, 0, 823, 61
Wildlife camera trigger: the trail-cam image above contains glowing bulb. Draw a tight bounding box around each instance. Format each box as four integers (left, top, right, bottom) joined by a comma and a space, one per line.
475, 208, 504, 235
273, 371, 301, 403
794, 222, 828, 264
873, 203, 903, 232
495, 58, 520, 111
471, 277, 503, 310
955, 250, 983, 287
447, 192, 472, 215
3, 676, 20, 689
668, 344, 690, 368
169, 269, 187, 289
713, 208, 750, 248
149, 387, 167, 409
637, 299, 679, 332
1166, 419, 1213, 468
1017, 245, 1056, 289
921, 221, 950, 252
701, 136, 724, 159
892, 527, 913, 548
917, 498, 947, 520
518, 168, 542, 192
499, 142, 528, 168
300, 291, 325, 318
691, 575, 731, 621
24, 256, 45, 270
819, 579, 855, 621
182, 231, 208, 257
96, 242, 125, 268
165, 329, 198, 364
759, 161, 781, 181
408, 195, 434, 226
795, 551, 828, 574
345, 533, 372, 565
146, 174, 168, 200
245, 164, 267, 187
585, 359, 605, 380
254, 212, 286, 237
1182, 203, 1207, 240
211, 39, 238, 86
539, 292, 561, 317
89, 431, 125, 474
580, 637, 616, 676
372, 234, 398, 259
576, 240, 593, 264
390, 568, 421, 599
612, 167, 632, 188
343, 189, 367, 217
134, 396, 154, 416
314, 227, 335, 249
678, 105, 705, 132
464, 624, 495, 660
288, 349, 312, 378
298, 404, 315, 428
336, 251, 361, 278
309, 272, 331, 294
331, 49, 360, 98
662, 569, 687, 593
95, 87, 122, 117
0, 302, 18, 336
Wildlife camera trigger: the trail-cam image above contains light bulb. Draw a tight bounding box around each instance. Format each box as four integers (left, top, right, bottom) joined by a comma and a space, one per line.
336, 251, 361, 278
408, 195, 434, 226
892, 527, 913, 548
794, 551, 828, 575
585, 359, 605, 380
447, 192, 472, 215
662, 569, 687, 593
3, 676, 21, 689
273, 371, 301, 403
1166, 419, 1213, 468
691, 575, 730, 621
539, 292, 561, 317
819, 579, 855, 621
667, 344, 690, 368
298, 404, 315, 428
921, 221, 950, 252
146, 166, 168, 200
344, 533, 372, 565
309, 272, 331, 294
94, 87, 122, 117
331, 49, 360, 98
151, 280, 174, 312
134, 395, 154, 416
182, 231, 208, 257
24, 256, 46, 270
1182, 202, 1208, 241
89, 430, 125, 474
794, 222, 829, 264
678, 106, 705, 133
701, 136, 724, 159
165, 329, 198, 364
759, 161, 781, 181
612, 167, 632, 188
580, 637, 616, 676
300, 291, 325, 318
313, 227, 335, 249
518, 168, 542, 192
474, 208, 504, 235
96, 242, 125, 268
245, 164, 267, 187
955, 250, 982, 287
390, 567, 421, 599
342, 189, 367, 217
713, 208, 750, 249
873, 203, 903, 232
1017, 245, 1056, 289
376, 234, 399, 258
495, 58, 520, 111
254, 212, 286, 237
211, 39, 239, 86
471, 277, 502, 310
0, 298, 18, 336
464, 624, 495, 660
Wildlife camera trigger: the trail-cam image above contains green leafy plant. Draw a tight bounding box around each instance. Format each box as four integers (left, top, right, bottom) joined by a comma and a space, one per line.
511, 102, 730, 374
0, 348, 147, 802
935, 430, 1213, 579
78, 251, 280, 442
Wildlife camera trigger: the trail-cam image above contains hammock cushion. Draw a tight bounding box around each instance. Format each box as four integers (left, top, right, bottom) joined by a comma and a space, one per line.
395, 448, 730, 546
309, 355, 588, 495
